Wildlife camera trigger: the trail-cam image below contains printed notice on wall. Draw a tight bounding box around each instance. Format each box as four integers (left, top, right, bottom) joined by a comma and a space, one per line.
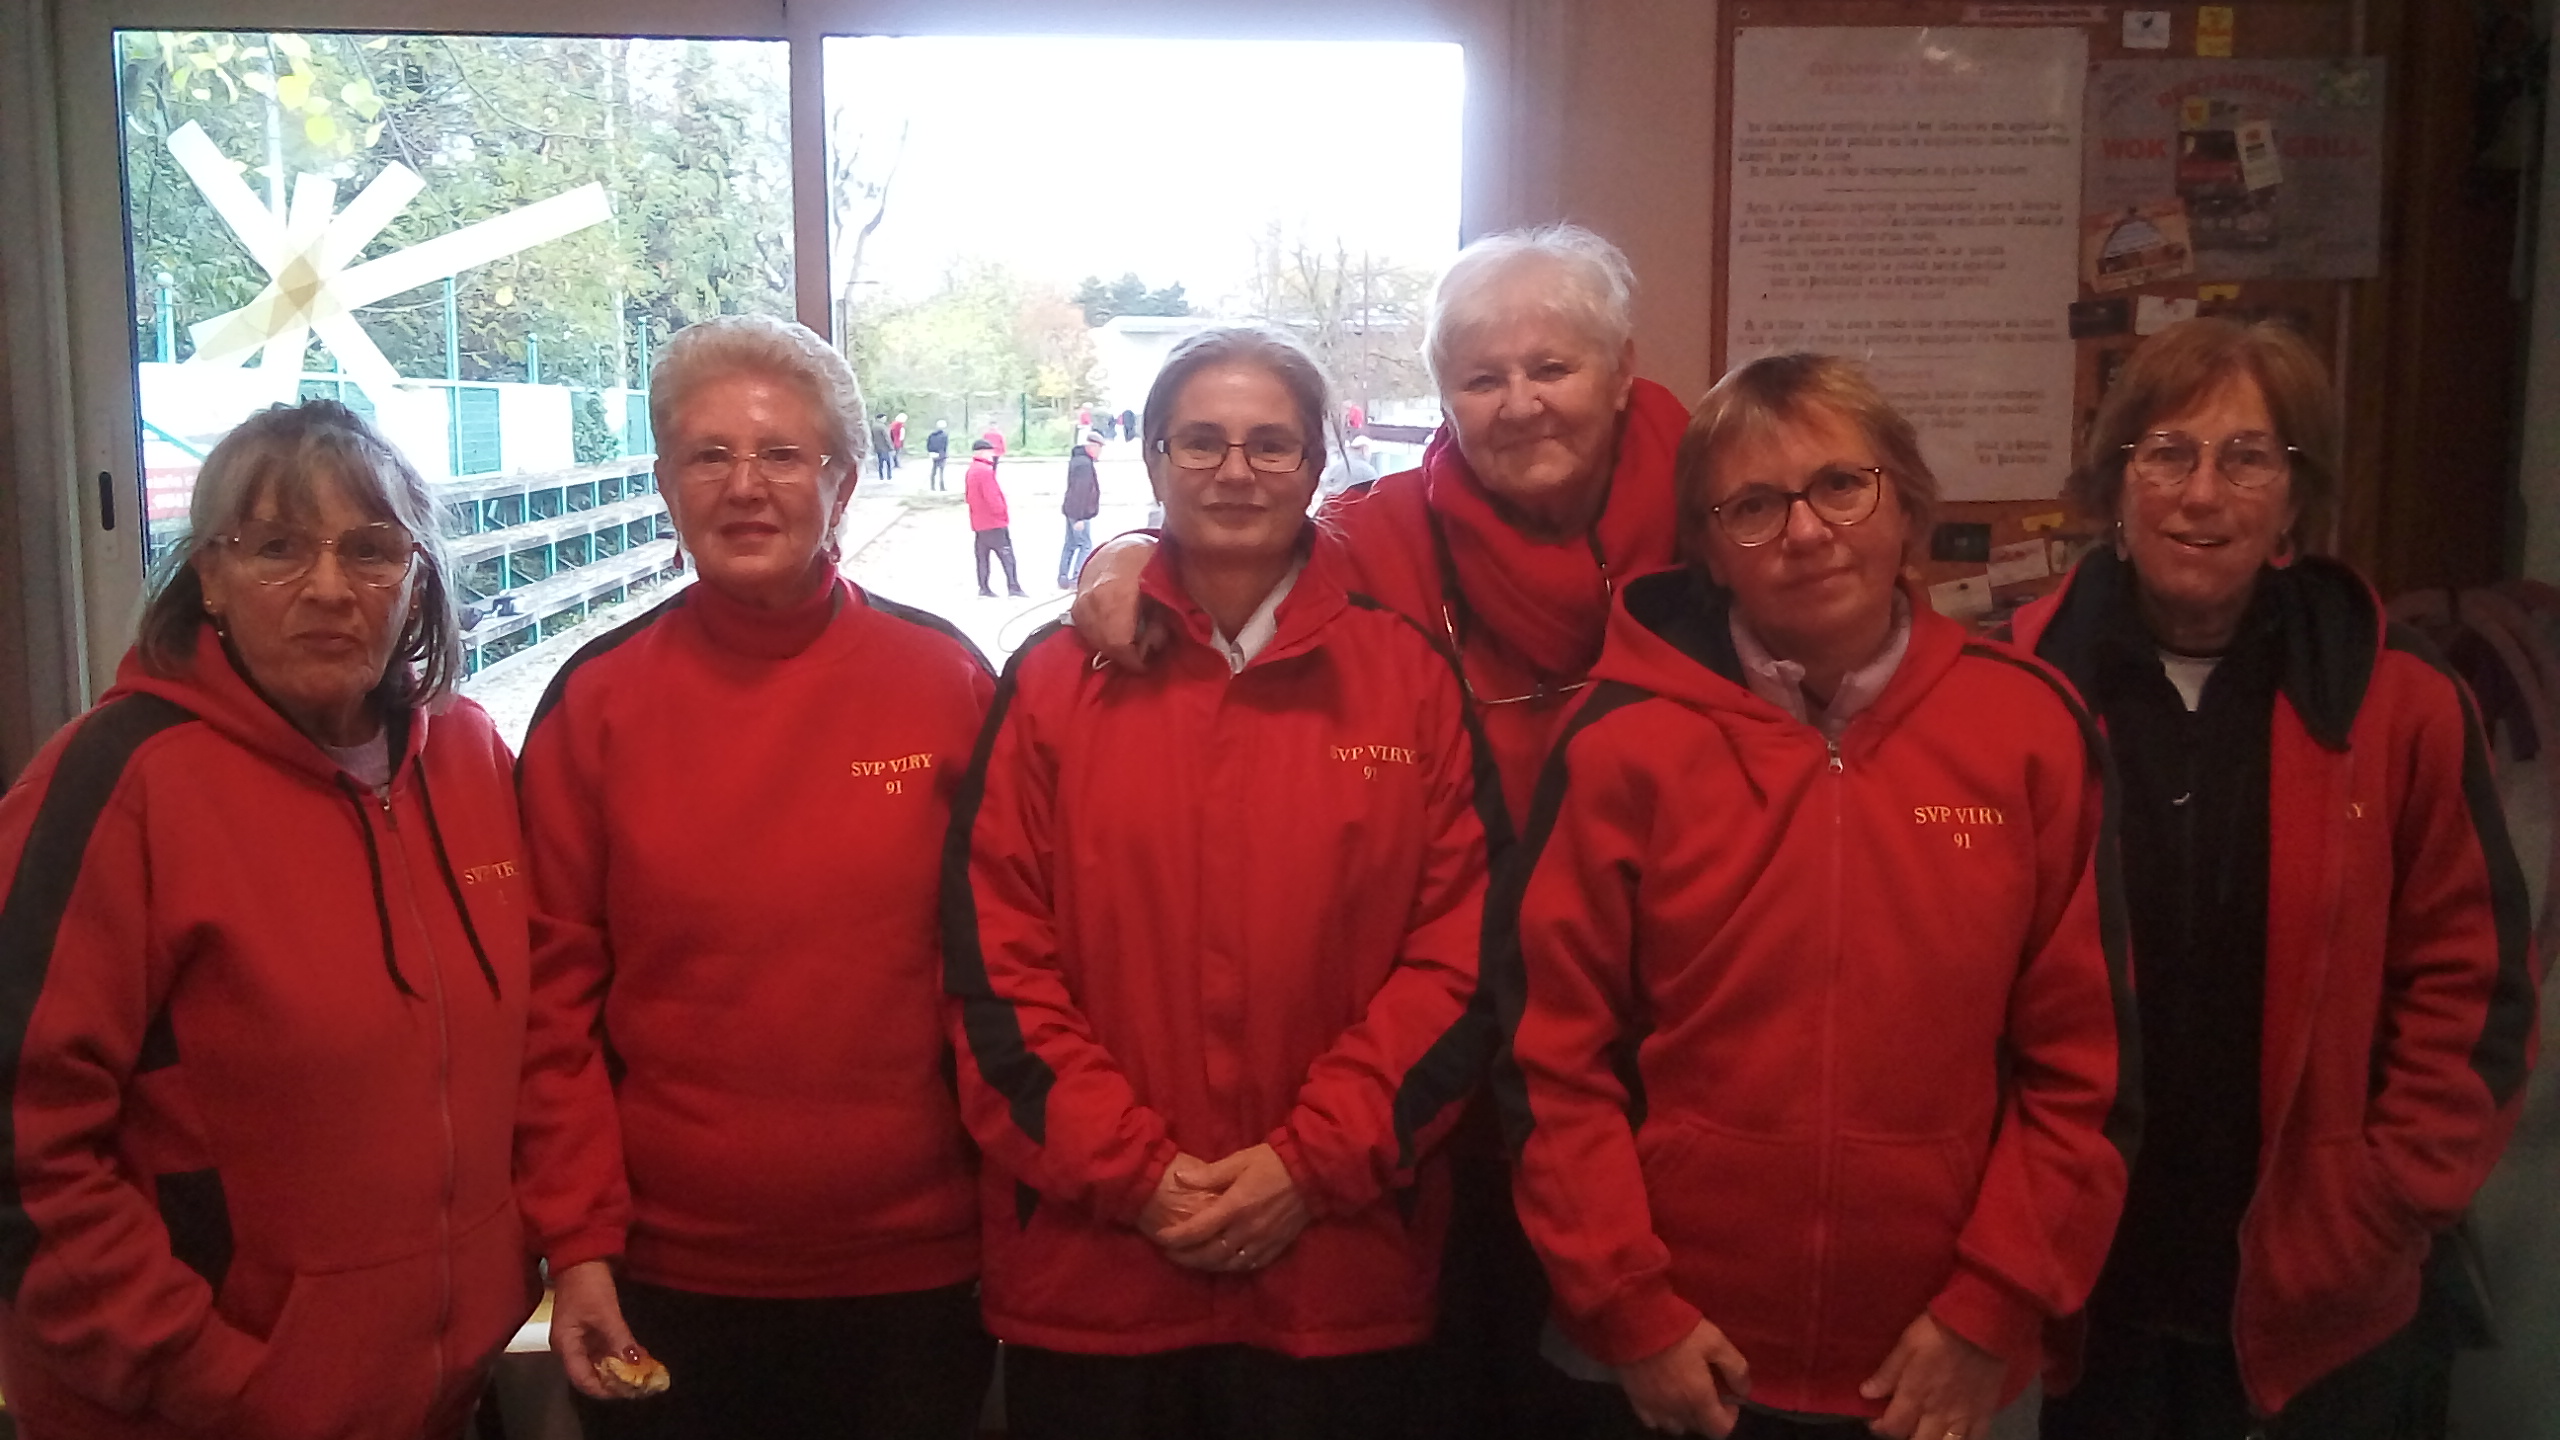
2084, 59, 2385, 280
1728, 28, 2087, 501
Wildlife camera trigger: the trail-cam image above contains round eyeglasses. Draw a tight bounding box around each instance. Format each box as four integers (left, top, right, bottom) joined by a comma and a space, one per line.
1709, 465, 1886, 547
219, 520, 419, 588
2121, 430, 2297, 491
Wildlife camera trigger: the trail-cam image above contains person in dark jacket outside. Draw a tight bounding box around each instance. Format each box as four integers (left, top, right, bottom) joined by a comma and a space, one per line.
944, 328, 1499, 1440
2011, 318, 2538, 1440
872, 415, 896, 481
1501, 353, 2137, 1440
1070, 224, 1691, 1439
927, 420, 951, 491
966, 437, 1026, 596
1059, 427, 1103, 588
519, 316, 997, 1440
0, 398, 537, 1440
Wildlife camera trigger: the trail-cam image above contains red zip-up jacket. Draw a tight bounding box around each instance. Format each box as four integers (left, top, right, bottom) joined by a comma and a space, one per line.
514, 578, 993, 1297
0, 629, 536, 1440
943, 529, 1500, 1357
966, 455, 1010, 532
2010, 553, 2538, 1413
1499, 570, 2137, 1416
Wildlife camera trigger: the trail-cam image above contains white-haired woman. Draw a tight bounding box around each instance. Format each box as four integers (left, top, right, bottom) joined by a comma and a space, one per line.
0, 399, 537, 1439
1073, 223, 1690, 1435
516, 315, 998, 1439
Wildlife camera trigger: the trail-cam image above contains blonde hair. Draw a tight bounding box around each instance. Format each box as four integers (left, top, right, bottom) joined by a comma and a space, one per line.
1678, 352, 1939, 553
650, 314, 868, 469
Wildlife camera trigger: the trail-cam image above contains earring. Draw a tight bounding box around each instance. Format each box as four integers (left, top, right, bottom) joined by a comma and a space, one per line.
2111, 519, 2129, 560
2271, 531, 2297, 566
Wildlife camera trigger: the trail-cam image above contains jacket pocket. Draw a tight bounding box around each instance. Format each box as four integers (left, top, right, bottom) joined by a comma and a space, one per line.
1636, 1119, 1819, 1362
220, 1255, 439, 1440
2252, 1134, 2428, 1327
1821, 1133, 1977, 1375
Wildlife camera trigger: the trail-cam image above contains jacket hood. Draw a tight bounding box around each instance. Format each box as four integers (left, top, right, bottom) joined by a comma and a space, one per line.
1592, 566, 1969, 744
103, 624, 431, 787
2016, 547, 2380, 751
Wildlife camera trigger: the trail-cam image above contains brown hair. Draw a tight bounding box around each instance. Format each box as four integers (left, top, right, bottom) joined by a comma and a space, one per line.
139, 398, 461, 706
1677, 352, 1939, 555
1141, 327, 1335, 485
2066, 316, 2338, 547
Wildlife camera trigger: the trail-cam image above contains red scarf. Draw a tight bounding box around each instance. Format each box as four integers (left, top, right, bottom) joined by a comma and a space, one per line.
1423, 377, 1689, 682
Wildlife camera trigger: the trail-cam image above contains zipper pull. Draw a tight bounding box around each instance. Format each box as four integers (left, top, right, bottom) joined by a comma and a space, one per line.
378, 786, 397, 826
1826, 738, 1844, 774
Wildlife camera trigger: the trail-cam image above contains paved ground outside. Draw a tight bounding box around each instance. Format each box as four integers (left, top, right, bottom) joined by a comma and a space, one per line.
464, 443, 1158, 749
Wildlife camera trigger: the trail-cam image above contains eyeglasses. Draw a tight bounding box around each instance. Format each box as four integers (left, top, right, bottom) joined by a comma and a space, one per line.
1709, 465, 1886, 547
2122, 430, 2298, 491
1155, 433, 1307, 473
220, 520, 419, 588
676, 444, 832, 487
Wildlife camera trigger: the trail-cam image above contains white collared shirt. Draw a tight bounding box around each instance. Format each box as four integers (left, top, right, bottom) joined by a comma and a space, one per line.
1210, 556, 1306, 674
1728, 593, 1912, 740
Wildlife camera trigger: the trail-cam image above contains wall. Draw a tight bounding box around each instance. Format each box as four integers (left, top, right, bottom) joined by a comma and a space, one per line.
2523, 5, 2560, 585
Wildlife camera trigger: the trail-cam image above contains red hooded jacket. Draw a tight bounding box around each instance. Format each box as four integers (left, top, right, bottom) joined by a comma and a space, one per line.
943, 529, 1499, 1357
1499, 570, 2137, 1417
966, 455, 1010, 533
0, 630, 536, 1440
2009, 553, 2538, 1412
514, 577, 993, 1299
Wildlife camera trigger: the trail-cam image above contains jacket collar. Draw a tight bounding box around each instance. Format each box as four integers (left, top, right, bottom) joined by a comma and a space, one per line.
103, 623, 427, 787
1135, 521, 1350, 672
2029, 547, 2378, 751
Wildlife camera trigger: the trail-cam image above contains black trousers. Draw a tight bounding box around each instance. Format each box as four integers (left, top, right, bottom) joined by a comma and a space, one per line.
570, 1278, 992, 1440
930, 454, 947, 488
1564, 1377, 1874, 1440
1003, 1342, 1427, 1440
1416, 1130, 1591, 1440
2040, 1311, 2454, 1440
975, 527, 1022, 594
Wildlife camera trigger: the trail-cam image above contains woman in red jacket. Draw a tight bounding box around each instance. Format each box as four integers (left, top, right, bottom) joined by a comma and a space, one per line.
1502, 353, 2137, 1440
517, 315, 996, 1439
1074, 224, 1689, 1437
945, 328, 1498, 1439
0, 399, 534, 1439
2013, 319, 2535, 1439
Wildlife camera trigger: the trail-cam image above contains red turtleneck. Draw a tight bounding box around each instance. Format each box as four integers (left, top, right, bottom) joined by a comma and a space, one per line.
513, 575, 996, 1297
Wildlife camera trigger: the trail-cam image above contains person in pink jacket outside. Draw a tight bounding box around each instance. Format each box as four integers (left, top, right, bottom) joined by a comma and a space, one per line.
966, 437, 1025, 597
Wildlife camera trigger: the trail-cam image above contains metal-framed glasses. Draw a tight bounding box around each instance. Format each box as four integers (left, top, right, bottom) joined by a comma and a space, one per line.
2121, 430, 2297, 491
1155, 430, 1307, 473
220, 520, 419, 588
676, 444, 831, 487
1709, 465, 1887, 547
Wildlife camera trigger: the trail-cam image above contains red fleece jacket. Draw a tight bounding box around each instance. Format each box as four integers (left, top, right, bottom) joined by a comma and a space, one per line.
0, 631, 536, 1440
515, 577, 993, 1298
1499, 570, 2136, 1417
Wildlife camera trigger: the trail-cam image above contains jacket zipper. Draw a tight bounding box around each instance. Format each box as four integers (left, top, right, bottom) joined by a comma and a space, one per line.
377, 786, 461, 1420
1803, 735, 1846, 1384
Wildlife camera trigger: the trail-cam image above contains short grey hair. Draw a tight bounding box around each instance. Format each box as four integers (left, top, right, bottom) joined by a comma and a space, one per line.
1424, 223, 1637, 388
649, 314, 868, 468
138, 397, 462, 706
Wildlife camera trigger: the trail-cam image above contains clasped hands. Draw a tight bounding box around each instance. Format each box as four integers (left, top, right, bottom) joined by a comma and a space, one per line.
1134, 1143, 1311, 1274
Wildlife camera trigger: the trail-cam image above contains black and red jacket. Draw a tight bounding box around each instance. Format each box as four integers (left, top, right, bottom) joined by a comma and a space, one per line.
0, 630, 536, 1439
2011, 552, 2538, 1413
514, 577, 993, 1299
943, 528, 1499, 1357
1498, 569, 2137, 1417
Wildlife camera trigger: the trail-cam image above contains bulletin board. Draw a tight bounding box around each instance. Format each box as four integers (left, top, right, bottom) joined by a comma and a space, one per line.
1714, 1, 2371, 625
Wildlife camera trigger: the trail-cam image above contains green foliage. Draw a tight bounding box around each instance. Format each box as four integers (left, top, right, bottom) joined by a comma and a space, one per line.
122, 31, 793, 384
1070, 272, 1194, 327
571, 390, 619, 465
850, 261, 1098, 432
1244, 227, 1435, 410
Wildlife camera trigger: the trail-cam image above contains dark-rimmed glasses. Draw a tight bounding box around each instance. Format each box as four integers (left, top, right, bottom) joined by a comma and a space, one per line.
1709, 465, 1886, 547
2121, 430, 2297, 491
1155, 432, 1307, 473
219, 520, 419, 588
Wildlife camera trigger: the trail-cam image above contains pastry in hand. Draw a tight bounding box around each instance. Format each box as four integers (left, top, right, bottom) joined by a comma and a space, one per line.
595, 1350, 672, 1397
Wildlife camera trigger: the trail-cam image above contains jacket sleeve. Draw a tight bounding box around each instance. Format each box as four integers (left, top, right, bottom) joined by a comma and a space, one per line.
942, 648, 1176, 1225
1267, 668, 1496, 1218
1928, 691, 2138, 1365
1500, 718, 1705, 1367
0, 715, 266, 1426
510, 676, 632, 1272
2365, 648, 2538, 1230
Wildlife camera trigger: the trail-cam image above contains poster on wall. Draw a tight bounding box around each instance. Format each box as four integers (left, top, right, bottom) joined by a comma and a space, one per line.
2083, 59, 2385, 280
1727, 27, 2086, 501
